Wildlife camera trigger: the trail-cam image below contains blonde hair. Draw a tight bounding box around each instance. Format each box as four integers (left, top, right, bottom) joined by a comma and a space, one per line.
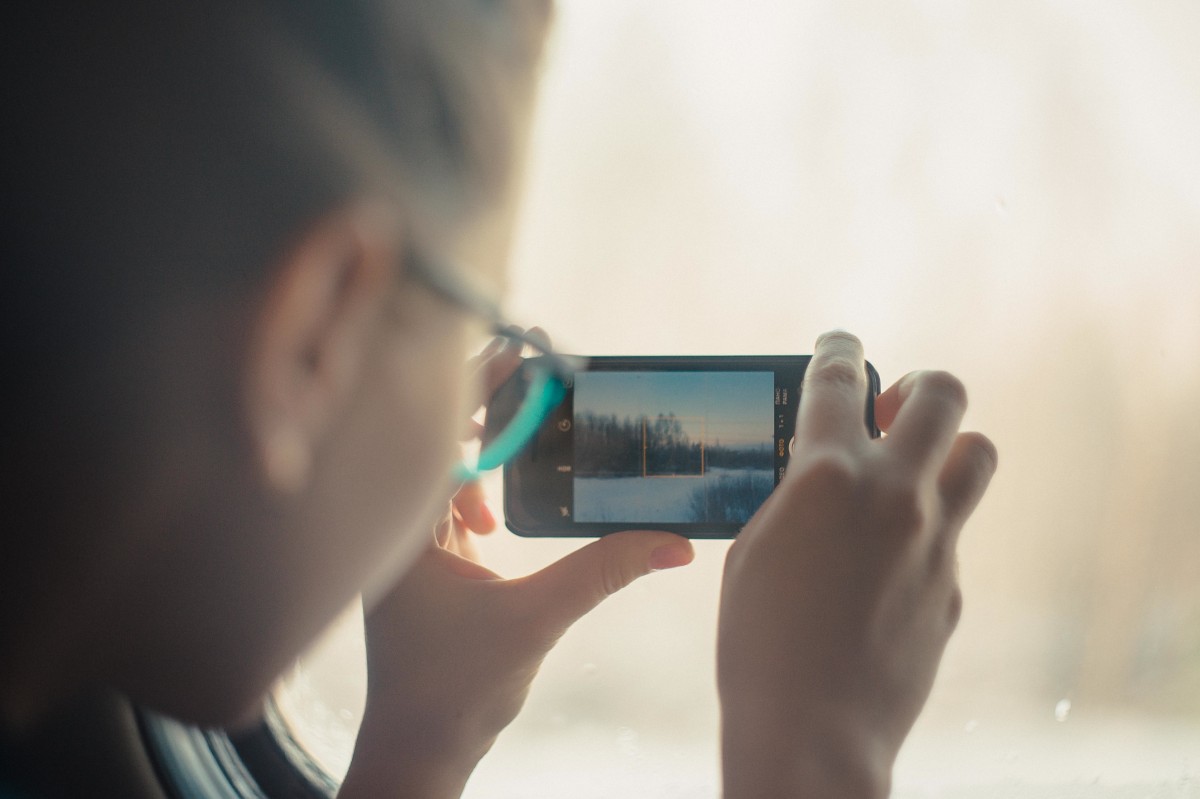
1, 0, 551, 402
0, 0, 552, 509
2, 0, 551, 295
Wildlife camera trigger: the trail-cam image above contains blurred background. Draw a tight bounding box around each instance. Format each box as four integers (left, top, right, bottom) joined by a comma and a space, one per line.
276, 0, 1200, 795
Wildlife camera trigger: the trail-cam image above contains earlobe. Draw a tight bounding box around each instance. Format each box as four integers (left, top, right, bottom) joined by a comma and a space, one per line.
242, 203, 400, 497
260, 424, 313, 496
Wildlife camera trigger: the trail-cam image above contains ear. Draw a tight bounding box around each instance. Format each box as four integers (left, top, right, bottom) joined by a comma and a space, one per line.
244, 204, 399, 495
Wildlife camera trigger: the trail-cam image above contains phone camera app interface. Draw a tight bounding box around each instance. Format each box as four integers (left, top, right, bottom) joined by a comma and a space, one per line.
572, 371, 775, 524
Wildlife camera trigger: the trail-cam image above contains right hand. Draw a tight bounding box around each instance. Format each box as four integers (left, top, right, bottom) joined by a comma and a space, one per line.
338, 331, 695, 799
717, 332, 997, 799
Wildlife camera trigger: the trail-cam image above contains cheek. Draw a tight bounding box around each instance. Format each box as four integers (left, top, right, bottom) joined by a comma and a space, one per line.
340, 323, 473, 585
392, 324, 475, 483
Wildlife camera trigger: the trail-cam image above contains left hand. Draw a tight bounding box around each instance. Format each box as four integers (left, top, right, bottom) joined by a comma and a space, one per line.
338, 336, 695, 799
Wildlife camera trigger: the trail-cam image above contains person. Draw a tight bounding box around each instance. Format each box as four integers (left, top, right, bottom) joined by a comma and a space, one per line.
0, 1, 997, 797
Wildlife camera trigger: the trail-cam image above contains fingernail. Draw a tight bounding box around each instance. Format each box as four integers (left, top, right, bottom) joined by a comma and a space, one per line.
479, 503, 496, 530
649, 544, 693, 571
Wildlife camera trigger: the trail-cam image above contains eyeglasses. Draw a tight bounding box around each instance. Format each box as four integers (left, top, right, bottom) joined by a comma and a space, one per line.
405, 249, 586, 482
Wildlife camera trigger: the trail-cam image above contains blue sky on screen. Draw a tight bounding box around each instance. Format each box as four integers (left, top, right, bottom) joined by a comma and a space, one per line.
573, 371, 773, 449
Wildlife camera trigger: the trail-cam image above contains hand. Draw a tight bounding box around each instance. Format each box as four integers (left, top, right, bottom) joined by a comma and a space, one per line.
717, 332, 997, 799
338, 336, 696, 799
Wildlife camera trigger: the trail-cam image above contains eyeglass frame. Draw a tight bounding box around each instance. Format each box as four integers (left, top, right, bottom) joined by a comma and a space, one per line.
404, 248, 586, 481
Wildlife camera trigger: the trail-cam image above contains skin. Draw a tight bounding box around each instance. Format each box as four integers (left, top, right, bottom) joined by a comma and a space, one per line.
341, 338, 697, 797
719, 332, 997, 798
337, 331, 996, 799
3, 201, 480, 729
1, 224, 995, 799
2, 21, 996, 799
0, 199, 697, 794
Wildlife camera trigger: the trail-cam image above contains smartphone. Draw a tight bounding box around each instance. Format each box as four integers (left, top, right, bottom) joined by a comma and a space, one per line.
486, 355, 881, 539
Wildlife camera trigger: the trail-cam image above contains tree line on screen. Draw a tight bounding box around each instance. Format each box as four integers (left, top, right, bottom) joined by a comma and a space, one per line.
575, 412, 771, 477
688, 470, 775, 523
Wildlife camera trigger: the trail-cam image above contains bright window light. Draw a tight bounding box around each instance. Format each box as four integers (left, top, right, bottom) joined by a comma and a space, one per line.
276, 1, 1200, 795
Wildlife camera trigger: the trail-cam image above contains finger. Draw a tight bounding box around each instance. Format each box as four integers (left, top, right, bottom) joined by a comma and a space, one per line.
524, 326, 552, 351
432, 497, 491, 554
466, 335, 507, 372
481, 337, 524, 399
873, 375, 909, 434
432, 503, 454, 548
459, 417, 485, 442
452, 480, 497, 534
447, 515, 482, 562
465, 333, 523, 411
516, 532, 694, 635
938, 431, 998, 535
796, 331, 871, 446
419, 542, 502, 583
477, 326, 553, 403
883, 371, 969, 473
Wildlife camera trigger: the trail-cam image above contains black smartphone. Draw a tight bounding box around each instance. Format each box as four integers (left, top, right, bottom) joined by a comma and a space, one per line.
486, 355, 880, 539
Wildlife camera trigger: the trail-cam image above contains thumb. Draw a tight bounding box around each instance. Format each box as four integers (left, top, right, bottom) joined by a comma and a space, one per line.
518, 531, 694, 635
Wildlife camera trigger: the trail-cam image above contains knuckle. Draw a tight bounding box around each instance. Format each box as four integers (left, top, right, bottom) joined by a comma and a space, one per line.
941, 433, 999, 509
525, 326, 552, 351
880, 486, 926, 539
862, 474, 925, 537
807, 355, 865, 393
946, 583, 964, 630
964, 431, 999, 474
599, 555, 640, 599
797, 456, 934, 539
926, 529, 957, 574
800, 450, 860, 494
920, 370, 968, 409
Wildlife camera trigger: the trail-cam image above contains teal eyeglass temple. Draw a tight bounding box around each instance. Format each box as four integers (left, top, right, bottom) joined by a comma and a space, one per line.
405, 250, 585, 482
451, 366, 564, 482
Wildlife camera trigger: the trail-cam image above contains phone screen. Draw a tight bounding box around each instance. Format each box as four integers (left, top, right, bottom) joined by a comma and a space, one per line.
492, 356, 879, 538
573, 370, 776, 524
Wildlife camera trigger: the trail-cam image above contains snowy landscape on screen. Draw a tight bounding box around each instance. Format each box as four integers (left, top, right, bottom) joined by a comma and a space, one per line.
574, 467, 774, 523
572, 371, 774, 524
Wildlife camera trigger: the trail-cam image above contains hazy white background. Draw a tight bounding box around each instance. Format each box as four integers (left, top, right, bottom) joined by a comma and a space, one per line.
278, 1, 1200, 795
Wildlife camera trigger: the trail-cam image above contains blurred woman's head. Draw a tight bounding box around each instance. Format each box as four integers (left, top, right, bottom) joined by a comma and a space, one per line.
1, 0, 551, 728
